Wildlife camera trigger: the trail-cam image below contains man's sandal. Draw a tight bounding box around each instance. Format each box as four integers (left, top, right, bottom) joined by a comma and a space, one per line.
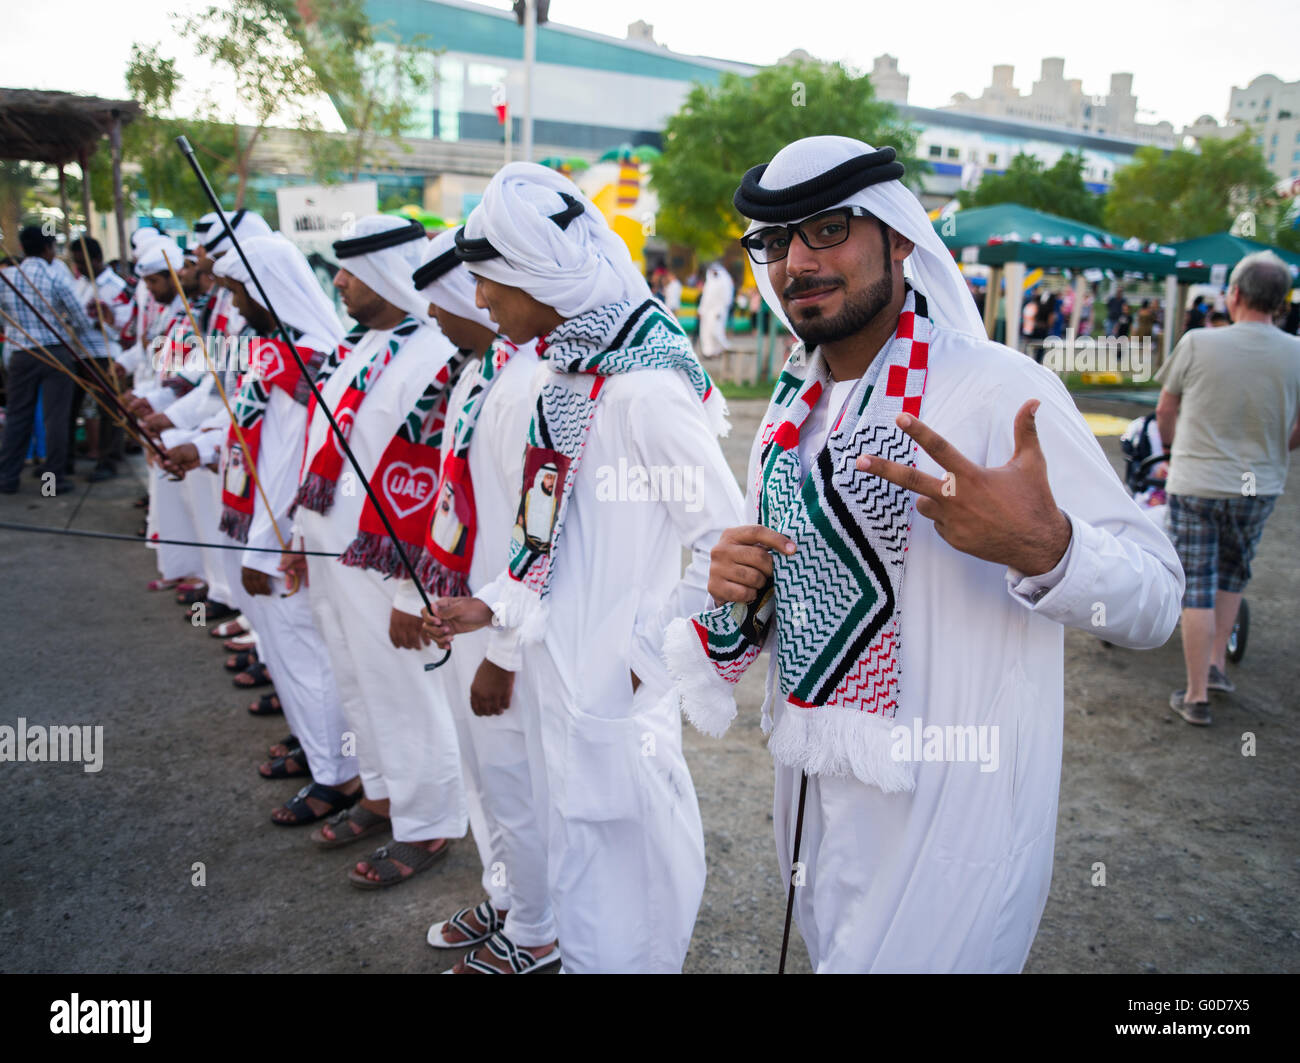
146, 578, 179, 591
271, 782, 359, 827
427, 901, 506, 949
233, 662, 272, 689
224, 634, 256, 652
248, 692, 282, 716
448, 932, 562, 974
309, 804, 391, 849
260, 750, 309, 779
347, 839, 451, 889
210, 616, 250, 639
175, 586, 207, 606
225, 649, 256, 672
269, 735, 298, 758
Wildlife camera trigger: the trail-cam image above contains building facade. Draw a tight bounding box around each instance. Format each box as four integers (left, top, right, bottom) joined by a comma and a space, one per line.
1184, 74, 1300, 183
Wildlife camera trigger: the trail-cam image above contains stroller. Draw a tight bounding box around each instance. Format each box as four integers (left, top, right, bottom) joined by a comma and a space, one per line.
1118, 413, 1248, 663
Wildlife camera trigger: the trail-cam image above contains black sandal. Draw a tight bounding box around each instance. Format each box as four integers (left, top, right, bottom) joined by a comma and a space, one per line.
272, 782, 359, 827
248, 692, 282, 716
225, 649, 256, 672
233, 661, 271, 689
260, 750, 309, 779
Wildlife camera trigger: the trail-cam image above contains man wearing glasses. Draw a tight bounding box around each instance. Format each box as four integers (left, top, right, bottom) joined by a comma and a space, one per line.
666, 136, 1184, 972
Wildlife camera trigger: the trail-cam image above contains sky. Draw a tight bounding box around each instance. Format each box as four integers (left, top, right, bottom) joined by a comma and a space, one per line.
5, 0, 1296, 131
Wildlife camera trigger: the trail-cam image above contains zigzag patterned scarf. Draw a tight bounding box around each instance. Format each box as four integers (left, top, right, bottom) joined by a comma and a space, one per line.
665, 285, 931, 792
493, 297, 724, 640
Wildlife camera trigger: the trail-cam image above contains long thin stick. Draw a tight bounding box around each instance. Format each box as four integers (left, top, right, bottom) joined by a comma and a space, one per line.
166, 261, 300, 597
175, 134, 450, 668
76, 232, 126, 401
779, 770, 809, 974
0, 520, 339, 556
0, 304, 139, 442
8, 253, 102, 368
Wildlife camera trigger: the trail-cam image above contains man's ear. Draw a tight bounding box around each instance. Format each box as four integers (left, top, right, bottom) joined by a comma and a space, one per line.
889, 229, 915, 263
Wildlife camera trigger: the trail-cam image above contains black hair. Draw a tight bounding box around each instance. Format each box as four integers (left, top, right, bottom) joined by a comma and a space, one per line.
19, 225, 54, 257
80, 237, 103, 262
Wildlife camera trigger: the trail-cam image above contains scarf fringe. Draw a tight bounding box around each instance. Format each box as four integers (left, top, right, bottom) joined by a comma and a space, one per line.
663, 616, 737, 737
218, 508, 252, 544
490, 578, 549, 644
768, 704, 916, 793
338, 531, 419, 580
413, 555, 471, 600
294, 472, 336, 515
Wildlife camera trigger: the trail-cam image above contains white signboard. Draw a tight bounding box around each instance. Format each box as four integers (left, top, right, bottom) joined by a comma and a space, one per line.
1209, 263, 1228, 289
276, 182, 379, 264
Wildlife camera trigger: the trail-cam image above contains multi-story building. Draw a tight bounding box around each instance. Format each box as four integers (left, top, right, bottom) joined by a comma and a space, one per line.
1183, 74, 1300, 183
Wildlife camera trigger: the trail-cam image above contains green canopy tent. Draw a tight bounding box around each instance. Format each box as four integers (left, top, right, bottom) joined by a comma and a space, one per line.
935, 204, 1180, 359
1170, 232, 1300, 287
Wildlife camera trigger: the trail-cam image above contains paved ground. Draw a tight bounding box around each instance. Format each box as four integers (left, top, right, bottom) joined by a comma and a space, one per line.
0, 395, 1295, 973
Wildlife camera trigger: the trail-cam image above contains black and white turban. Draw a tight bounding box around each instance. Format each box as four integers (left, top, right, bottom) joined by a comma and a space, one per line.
213, 233, 343, 356
456, 162, 649, 317
734, 135, 985, 338
332, 215, 431, 322
412, 227, 495, 331
194, 209, 272, 257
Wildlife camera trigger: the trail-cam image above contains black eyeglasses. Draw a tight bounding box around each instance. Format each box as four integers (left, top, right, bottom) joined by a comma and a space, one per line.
740, 207, 875, 264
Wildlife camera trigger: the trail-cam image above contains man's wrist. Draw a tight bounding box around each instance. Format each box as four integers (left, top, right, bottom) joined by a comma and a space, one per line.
1018, 509, 1072, 577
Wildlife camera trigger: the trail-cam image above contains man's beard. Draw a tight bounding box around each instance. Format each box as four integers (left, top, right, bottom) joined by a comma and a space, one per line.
786, 267, 893, 348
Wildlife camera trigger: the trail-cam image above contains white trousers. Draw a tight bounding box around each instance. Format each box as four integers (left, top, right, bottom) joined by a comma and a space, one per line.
305, 551, 467, 841
234, 569, 358, 787
182, 469, 233, 607
525, 654, 706, 973
435, 628, 555, 948
146, 463, 202, 580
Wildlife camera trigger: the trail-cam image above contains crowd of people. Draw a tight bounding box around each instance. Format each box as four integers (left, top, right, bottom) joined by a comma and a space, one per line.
17, 134, 1294, 974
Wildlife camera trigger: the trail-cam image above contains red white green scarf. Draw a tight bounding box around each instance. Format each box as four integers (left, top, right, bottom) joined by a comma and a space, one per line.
665, 285, 931, 792
338, 345, 473, 578
294, 318, 413, 515
219, 329, 322, 542
414, 338, 517, 597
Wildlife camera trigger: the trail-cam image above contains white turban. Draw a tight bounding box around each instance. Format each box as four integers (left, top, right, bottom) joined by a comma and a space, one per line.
213, 233, 343, 356
738, 136, 985, 339
333, 215, 431, 323
195, 209, 272, 257
459, 162, 649, 318
134, 238, 185, 279
414, 228, 495, 330
131, 226, 166, 252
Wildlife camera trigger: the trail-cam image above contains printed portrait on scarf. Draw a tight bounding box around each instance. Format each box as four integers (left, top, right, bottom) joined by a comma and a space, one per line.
429, 480, 470, 557
512, 446, 570, 555
223, 441, 252, 501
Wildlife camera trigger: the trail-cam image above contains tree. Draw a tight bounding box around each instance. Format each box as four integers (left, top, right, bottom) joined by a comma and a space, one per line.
958, 151, 1103, 226
651, 60, 922, 260
269, 0, 436, 183
0, 161, 43, 249
1104, 133, 1277, 243
182, 0, 325, 206
120, 43, 241, 218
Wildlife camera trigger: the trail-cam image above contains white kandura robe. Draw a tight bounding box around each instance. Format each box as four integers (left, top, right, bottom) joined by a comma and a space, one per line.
697, 268, 734, 358
477, 367, 746, 972
751, 326, 1183, 973
295, 324, 466, 841
393, 345, 555, 947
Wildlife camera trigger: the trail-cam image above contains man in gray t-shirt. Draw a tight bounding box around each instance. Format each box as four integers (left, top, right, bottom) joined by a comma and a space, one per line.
1155, 252, 1300, 724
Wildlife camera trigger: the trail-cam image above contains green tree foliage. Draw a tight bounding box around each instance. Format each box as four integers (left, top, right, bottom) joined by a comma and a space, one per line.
120, 43, 241, 218
0, 161, 44, 248
958, 151, 1103, 226
268, 0, 436, 183
652, 61, 922, 260
1104, 133, 1277, 243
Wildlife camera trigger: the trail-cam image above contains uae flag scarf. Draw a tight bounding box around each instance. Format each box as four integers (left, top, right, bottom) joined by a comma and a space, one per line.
414, 338, 517, 598
493, 297, 725, 641
665, 284, 931, 792
219, 329, 324, 542
293, 317, 414, 515
338, 343, 474, 579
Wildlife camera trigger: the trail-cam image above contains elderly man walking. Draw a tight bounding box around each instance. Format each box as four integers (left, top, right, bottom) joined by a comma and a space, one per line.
1156, 251, 1300, 724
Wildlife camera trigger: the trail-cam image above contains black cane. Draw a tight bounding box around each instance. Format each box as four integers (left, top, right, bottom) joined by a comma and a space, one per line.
175, 135, 451, 667
778, 770, 809, 973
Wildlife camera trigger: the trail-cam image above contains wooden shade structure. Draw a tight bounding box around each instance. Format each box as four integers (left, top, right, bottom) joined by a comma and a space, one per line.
0, 88, 141, 257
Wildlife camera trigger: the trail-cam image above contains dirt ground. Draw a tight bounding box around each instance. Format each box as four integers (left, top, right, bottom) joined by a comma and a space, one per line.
0, 394, 1295, 974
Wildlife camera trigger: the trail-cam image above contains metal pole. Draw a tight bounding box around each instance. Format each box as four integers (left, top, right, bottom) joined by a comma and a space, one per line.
522, 0, 536, 162
110, 112, 127, 263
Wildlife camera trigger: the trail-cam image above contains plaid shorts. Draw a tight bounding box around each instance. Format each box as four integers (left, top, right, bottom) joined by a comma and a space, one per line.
1168, 493, 1277, 609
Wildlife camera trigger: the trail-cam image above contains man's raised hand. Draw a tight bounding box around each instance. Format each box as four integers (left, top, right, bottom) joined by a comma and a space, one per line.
389, 608, 431, 651
421, 597, 494, 649
707, 524, 796, 604
856, 400, 1071, 577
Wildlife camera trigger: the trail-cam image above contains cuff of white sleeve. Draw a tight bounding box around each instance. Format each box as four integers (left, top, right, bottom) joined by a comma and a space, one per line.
391, 579, 425, 617
1004, 510, 1096, 615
